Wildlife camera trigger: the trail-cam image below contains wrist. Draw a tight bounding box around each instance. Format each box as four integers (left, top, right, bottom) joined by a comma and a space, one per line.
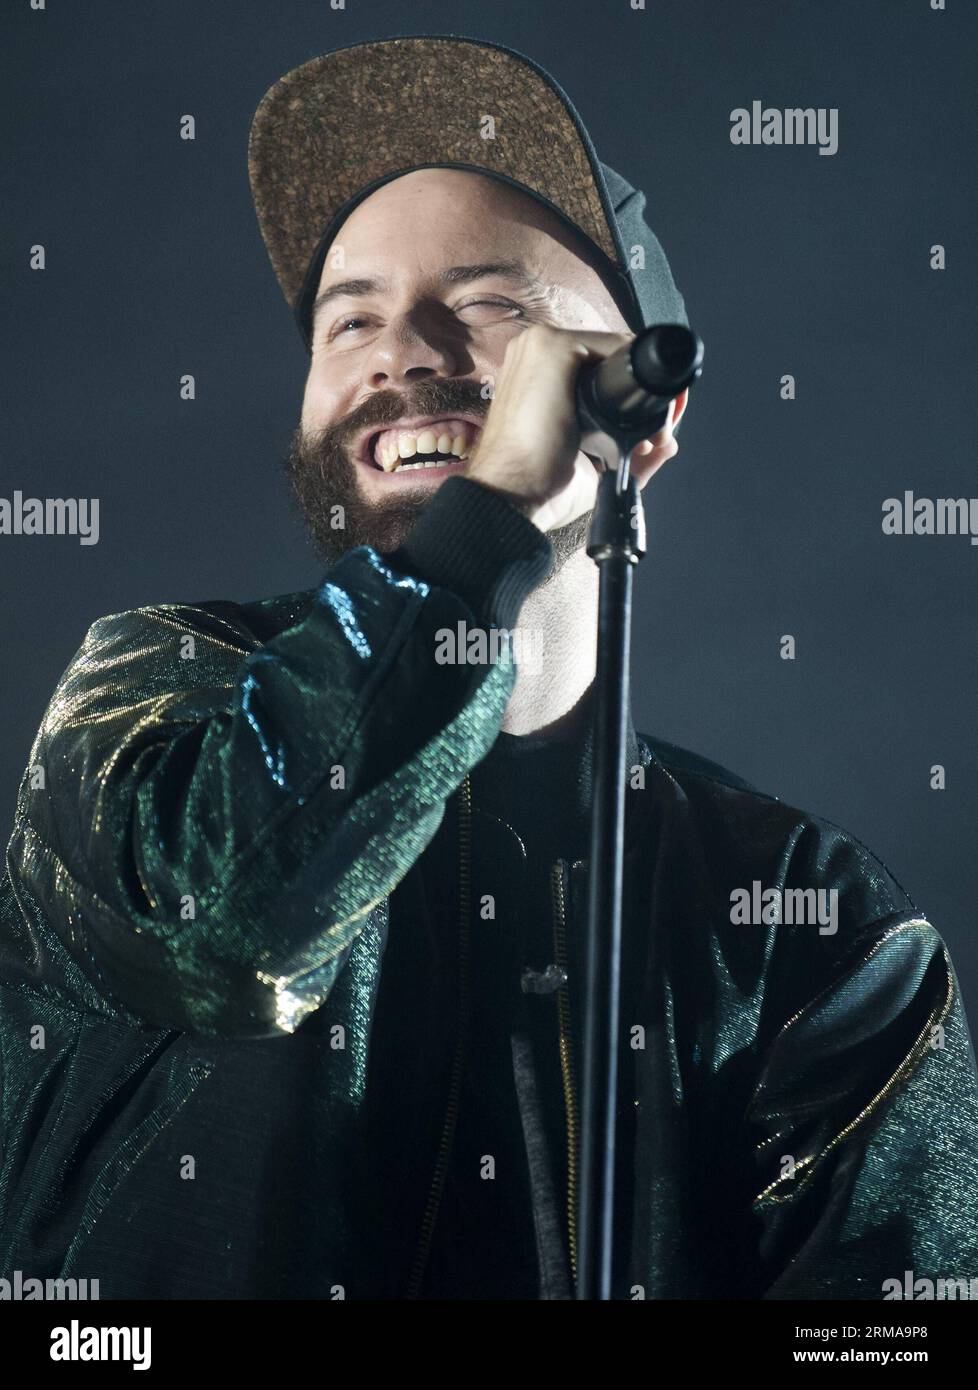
464, 468, 541, 525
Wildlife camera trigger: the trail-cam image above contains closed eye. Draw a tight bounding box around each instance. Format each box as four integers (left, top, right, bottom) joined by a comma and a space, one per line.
456, 299, 526, 320
326, 299, 525, 343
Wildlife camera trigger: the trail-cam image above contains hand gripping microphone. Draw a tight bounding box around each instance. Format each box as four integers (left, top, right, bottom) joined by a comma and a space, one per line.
576, 323, 704, 474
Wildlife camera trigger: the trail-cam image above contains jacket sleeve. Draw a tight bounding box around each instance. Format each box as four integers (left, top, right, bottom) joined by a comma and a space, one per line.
3, 477, 553, 1039
747, 911, 978, 1299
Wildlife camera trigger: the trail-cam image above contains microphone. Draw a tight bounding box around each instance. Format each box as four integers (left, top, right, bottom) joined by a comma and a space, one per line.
577, 323, 703, 472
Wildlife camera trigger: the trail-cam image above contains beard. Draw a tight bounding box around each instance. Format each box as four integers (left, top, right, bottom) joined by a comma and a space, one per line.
283, 377, 592, 584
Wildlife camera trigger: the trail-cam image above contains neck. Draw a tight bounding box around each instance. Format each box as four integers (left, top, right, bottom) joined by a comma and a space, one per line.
500, 546, 599, 737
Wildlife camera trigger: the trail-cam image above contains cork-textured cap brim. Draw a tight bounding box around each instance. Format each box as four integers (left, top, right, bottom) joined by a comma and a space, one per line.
248, 35, 633, 345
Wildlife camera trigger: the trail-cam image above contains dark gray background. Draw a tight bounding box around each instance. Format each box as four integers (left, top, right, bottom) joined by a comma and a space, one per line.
3, 1, 976, 1020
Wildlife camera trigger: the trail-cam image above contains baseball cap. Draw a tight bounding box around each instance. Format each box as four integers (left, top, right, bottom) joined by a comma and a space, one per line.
248, 34, 690, 351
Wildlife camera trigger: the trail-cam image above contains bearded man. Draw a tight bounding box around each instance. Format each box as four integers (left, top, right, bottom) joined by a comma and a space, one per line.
1, 36, 976, 1302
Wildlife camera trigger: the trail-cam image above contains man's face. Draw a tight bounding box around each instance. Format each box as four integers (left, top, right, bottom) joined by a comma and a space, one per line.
286, 166, 632, 565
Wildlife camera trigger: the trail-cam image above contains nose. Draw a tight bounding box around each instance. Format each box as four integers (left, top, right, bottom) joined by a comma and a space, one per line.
363, 312, 462, 389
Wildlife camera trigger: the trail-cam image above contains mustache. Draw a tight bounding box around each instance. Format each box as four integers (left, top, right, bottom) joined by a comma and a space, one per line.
314, 377, 491, 456
284, 373, 593, 577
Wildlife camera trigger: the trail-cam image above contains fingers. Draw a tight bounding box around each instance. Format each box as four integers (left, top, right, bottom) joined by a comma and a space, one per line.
630, 435, 679, 488
516, 323, 632, 362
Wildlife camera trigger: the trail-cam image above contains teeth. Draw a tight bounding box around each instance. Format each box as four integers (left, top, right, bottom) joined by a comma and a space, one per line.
398, 457, 465, 470
371, 422, 478, 471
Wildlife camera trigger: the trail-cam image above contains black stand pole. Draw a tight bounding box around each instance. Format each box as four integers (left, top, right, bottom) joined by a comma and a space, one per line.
576, 325, 703, 1300
577, 460, 643, 1301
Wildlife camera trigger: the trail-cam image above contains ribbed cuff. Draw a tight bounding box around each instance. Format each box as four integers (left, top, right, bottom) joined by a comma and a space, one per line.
386, 476, 554, 629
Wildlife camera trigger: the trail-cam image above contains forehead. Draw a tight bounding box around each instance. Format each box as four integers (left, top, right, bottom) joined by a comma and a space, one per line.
319, 167, 624, 301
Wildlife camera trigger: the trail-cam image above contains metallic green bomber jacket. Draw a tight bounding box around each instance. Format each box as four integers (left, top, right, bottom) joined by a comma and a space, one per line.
1, 477, 978, 1300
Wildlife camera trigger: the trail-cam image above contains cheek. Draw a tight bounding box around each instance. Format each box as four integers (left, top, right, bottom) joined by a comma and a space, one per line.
300, 359, 352, 434
473, 323, 527, 380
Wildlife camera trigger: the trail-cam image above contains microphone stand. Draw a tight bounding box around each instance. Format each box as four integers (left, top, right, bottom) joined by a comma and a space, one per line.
576, 324, 703, 1300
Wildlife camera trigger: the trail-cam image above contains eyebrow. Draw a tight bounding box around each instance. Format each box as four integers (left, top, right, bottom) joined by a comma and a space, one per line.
311, 261, 546, 325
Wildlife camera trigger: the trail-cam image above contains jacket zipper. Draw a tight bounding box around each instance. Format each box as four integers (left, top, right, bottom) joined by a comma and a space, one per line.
404, 788, 581, 1296
550, 858, 580, 1282
404, 772, 473, 1299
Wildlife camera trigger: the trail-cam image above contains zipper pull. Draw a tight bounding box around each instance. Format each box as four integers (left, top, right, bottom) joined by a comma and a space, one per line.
521, 963, 568, 995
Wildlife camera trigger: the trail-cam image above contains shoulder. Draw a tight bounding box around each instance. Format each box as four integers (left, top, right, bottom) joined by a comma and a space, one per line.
80, 589, 317, 654
634, 735, 956, 1102
38, 590, 317, 740
636, 731, 920, 926
640, 734, 759, 793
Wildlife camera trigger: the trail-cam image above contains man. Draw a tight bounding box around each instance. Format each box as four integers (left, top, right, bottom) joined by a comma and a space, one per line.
1, 35, 977, 1302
